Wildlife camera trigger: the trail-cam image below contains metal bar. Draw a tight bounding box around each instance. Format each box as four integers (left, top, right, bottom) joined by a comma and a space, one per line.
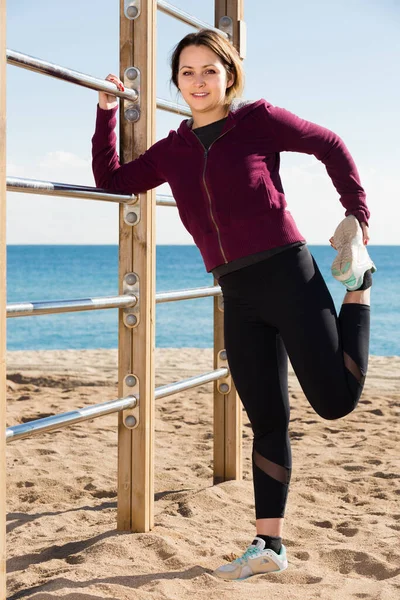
7, 295, 137, 318
6, 49, 138, 101
6, 396, 138, 443
7, 177, 177, 207
155, 368, 228, 400
157, 98, 191, 117
6, 286, 221, 319
6, 50, 193, 116
5, 367, 228, 444
157, 0, 228, 37
156, 285, 221, 303
7, 176, 135, 204
7, 285, 222, 319
156, 194, 176, 207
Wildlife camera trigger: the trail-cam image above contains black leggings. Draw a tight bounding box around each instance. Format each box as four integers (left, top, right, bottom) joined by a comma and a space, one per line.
218, 245, 370, 519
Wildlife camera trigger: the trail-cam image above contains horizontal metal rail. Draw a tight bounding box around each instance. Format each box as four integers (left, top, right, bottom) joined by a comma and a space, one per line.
156, 194, 177, 207
7, 177, 178, 207
6, 368, 228, 443
156, 285, 221, 303
6, 395, 138, 443
155, 368, 228, 399
157, 98, 191, 117
7, 51, 192, 118
6, 287, 221, 319
7, 177, 136, 204
157, 0, 228, 37
6, 49, 138, 101
7, 295, 137, 318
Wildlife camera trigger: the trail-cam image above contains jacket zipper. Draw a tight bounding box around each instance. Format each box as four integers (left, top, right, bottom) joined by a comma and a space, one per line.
192, 126, 234, 264
202, 148, 227, 263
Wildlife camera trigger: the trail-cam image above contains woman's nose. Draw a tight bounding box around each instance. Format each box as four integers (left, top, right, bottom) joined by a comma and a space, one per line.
193, 75, 205, 86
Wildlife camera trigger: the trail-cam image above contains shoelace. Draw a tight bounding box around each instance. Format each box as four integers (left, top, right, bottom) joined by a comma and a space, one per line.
233, 545, 260, 565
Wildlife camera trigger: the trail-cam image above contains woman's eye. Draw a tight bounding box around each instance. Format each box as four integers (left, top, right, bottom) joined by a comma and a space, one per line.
181, 70, 216, 76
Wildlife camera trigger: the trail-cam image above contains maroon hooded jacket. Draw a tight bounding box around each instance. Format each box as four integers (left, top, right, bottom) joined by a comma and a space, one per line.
92, 98, 369, 273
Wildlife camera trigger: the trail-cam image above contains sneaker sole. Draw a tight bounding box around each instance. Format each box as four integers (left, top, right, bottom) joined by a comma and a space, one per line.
213, 557, 288, 581
331, 216, 360, 278
331, 216, 376, 290
236, 562, 288, 581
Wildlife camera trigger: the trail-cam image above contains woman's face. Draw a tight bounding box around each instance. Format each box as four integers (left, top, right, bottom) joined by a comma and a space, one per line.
177, 44, 234, 118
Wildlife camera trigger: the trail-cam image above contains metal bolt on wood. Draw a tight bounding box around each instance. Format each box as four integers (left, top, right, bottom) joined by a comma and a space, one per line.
123, 273, 140, 328
123, 66, 140, 123
219, 15, 233, 39
125, 108, 140, 122
123, 196, 140, 225
125, 67, 139, 81
125, 314, 137, 326
122, 374, 140, 430
125, 210, 138, 224
125, 375, 137, 387
125, 415, 137, 427
125, 273, 137, 286
124, 0, 141, 19
217, 349, 232, 394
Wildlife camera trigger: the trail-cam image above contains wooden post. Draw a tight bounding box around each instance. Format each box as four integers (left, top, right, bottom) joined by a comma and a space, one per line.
117, 0, 156, 532
213, 0, 244, 484
0, 0, 7, 593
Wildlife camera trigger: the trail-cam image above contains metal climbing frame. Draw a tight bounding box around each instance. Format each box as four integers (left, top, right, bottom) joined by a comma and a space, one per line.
1, 0, 247, 554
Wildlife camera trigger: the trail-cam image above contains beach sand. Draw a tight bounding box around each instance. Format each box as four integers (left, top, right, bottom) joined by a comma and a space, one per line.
5, 349, 400, 599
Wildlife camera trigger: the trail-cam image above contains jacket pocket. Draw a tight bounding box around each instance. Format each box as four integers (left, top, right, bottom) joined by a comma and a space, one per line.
260, 174, 286, 210
259, 174, 274, 210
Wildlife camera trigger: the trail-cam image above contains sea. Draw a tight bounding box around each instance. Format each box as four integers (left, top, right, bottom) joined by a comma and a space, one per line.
6, 245, 400, 356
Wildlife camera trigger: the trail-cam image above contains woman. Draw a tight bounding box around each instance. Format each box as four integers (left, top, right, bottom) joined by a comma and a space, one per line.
92, 29, 375, 581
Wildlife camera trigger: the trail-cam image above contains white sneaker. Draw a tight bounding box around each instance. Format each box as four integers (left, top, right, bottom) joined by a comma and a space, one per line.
213, 537, 288, 581
331, 215, 376, 291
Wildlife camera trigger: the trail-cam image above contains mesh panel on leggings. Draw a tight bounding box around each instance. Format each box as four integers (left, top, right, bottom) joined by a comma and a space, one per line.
343, 351, 363, 383
253, 449, 290, 485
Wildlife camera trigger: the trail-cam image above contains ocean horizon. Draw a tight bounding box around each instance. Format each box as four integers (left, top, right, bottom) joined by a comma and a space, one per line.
6, 244, 400, 356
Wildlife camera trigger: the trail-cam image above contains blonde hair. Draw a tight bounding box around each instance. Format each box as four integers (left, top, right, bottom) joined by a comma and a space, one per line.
170, 29, 245, 104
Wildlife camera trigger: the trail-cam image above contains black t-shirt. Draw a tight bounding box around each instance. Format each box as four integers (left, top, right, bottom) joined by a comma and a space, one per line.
192, 117, 228, 150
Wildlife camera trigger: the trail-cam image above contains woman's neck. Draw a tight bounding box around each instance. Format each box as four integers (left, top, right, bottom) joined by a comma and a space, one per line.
191, 105, 230, 129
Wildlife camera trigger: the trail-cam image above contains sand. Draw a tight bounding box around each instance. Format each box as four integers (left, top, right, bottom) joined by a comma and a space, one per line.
5, 349, 400, 599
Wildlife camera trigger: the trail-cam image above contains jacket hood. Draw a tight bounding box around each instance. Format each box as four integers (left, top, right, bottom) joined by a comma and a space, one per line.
177, 98, 265, 145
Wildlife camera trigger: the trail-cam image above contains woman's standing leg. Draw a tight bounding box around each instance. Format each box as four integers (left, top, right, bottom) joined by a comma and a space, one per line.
220, 284, 292, 538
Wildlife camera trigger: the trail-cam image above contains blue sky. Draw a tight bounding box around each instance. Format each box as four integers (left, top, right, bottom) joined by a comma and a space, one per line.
6, 0, 400, 245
